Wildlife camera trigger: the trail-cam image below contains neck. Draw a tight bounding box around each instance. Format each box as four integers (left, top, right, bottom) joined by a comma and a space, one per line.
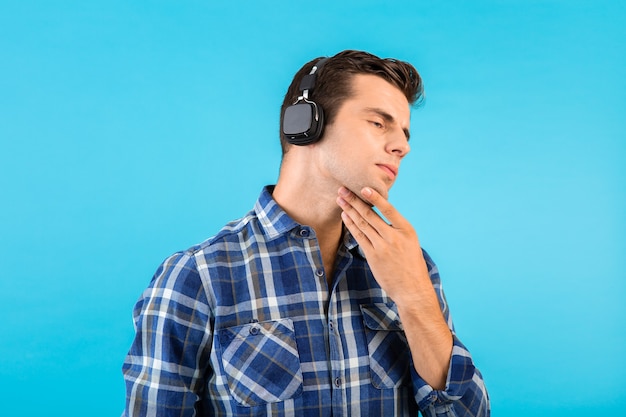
273, 172, 344, 244
272, 151, 344, 279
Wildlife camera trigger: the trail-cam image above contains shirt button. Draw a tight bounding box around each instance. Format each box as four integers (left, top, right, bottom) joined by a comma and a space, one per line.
249, 326, 259, 335
334, 377, 342, 387
299, 228, 309, 237
315, 269, 324, 277
329, 321, 334, 331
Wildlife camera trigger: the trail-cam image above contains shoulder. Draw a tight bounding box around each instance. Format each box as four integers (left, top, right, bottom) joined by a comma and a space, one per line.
144, 209, 256, 282
184, 208, 261, 259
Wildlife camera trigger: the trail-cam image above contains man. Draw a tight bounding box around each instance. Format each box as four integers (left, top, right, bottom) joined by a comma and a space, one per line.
123, 50, 490, 416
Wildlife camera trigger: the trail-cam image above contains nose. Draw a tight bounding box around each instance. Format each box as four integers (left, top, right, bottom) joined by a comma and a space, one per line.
387, 129, 411, 158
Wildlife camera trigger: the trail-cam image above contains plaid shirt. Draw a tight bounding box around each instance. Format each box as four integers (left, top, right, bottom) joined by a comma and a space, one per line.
122, 186, 489, 417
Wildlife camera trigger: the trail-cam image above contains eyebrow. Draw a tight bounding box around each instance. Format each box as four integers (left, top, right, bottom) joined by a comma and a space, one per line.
363, 107, 411, 141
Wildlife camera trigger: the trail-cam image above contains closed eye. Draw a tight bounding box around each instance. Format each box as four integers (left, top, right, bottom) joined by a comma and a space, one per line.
363, 107, 410, 140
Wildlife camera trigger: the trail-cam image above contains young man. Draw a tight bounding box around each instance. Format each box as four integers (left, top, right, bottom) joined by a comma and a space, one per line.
123, 50, 490, 416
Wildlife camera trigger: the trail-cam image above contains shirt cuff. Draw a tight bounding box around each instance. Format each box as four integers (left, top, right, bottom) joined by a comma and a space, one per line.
411, 333, 477, 411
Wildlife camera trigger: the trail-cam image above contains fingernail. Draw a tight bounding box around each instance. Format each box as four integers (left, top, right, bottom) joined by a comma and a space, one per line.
338, 187, 349, 196
362, 187, 372, 197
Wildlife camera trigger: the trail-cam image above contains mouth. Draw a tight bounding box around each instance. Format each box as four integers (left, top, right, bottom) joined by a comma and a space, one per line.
376, 164, 398, 180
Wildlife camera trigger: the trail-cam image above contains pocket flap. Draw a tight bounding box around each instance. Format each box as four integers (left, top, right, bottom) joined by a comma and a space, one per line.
360, 303, 403, 331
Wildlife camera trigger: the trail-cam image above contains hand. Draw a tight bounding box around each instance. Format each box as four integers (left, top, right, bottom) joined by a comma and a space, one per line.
336, 186, 429, 304
337, 186, 453, 389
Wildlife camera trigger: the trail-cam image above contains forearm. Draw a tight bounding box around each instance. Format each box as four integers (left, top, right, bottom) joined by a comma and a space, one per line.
411, 334, 490, 417
397, 300, 452, 390
397, 253, 490, 416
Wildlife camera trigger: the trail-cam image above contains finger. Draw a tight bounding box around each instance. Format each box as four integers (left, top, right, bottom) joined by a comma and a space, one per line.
337, 188, 388, 234
340, 210, 374, 250
337, 195, 382, 240
359, 187, 409, 230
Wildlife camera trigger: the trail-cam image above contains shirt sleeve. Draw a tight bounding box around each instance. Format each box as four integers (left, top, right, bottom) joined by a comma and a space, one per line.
122, 250, 213, 417
410, 250, 491, 417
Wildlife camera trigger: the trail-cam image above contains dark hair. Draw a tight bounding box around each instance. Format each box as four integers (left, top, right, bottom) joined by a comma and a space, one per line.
279, 49, 424, 155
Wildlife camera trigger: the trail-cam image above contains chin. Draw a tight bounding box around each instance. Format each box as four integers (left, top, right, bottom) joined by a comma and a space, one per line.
346, 180, 389, 202
368, 185, 390, 201
375, 183, 392, 199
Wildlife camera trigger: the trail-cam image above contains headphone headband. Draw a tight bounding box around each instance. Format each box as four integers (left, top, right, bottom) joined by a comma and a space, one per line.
298, 58, 328, 96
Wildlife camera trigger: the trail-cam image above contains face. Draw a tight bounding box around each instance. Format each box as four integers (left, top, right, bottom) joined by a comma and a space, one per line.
312, 74, 411, 200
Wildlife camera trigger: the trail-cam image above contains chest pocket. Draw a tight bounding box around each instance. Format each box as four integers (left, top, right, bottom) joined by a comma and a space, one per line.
361, 303, 411, 389
217, 318, 303, 407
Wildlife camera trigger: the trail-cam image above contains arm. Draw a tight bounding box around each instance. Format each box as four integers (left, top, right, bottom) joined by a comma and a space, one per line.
122, 251, 212, 417
411, 251, 490, 417
337, 186, 490, 416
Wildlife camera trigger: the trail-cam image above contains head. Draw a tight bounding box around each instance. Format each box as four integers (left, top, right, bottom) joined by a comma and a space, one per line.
279, 50, 424, 156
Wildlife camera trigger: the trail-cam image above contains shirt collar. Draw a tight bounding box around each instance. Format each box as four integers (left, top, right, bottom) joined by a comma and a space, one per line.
254, 185, 364, 257
254, 185, 301, 239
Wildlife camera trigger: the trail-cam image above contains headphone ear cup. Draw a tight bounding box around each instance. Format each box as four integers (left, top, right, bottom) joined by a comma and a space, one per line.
282, 101, 325, 146
307, 103, 324, 144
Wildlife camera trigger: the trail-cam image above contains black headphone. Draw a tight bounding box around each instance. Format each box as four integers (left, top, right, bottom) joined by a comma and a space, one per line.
282, 58, 328, 146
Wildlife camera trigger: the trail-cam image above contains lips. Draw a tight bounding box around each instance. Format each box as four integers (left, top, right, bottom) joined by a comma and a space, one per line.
377, 164, 398, 180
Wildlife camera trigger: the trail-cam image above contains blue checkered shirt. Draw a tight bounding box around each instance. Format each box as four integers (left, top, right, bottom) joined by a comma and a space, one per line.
122, 186, 490, 416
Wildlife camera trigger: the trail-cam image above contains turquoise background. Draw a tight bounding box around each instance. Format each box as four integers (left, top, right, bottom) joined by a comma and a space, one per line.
1, 1, 624, 415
